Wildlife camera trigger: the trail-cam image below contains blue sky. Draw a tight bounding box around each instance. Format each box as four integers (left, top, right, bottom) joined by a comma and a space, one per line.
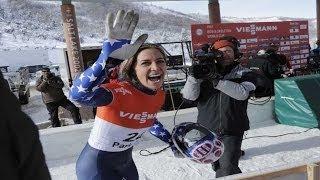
144, 0, 315, 18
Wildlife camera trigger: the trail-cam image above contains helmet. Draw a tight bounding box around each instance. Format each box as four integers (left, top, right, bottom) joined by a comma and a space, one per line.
171, 122, 224, 164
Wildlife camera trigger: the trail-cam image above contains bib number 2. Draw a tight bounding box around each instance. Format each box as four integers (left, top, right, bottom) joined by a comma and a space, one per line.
123, 132, 144, 142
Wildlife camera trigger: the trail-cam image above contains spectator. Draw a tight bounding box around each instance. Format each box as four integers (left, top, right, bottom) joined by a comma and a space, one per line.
0, 71, 51, 180
247, 49, 283, 81
312, 40, 320, 56
266, 42, 292, 71
36, 67, 82, 127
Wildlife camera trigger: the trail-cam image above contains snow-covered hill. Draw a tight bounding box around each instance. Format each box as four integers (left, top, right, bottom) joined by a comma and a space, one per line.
0, 0, 316, 51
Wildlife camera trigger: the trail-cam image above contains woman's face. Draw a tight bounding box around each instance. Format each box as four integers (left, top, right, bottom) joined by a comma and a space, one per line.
134, 48, 167, 90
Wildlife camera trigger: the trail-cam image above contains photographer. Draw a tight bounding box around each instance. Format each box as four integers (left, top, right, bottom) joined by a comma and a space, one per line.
181, 36, 267, 178
36, 67, 82, 127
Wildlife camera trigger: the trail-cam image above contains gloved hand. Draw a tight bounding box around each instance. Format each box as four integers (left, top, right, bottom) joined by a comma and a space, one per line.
104, 10, 148, 61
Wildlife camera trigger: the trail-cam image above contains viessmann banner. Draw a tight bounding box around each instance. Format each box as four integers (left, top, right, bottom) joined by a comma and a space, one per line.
191, 21, 310, 69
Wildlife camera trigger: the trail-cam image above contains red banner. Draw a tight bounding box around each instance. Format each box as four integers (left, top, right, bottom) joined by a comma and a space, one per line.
191, 21, 309, 69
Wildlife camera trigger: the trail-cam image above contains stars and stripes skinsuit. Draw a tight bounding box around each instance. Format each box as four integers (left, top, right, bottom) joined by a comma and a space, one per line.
70, 38, 173, 180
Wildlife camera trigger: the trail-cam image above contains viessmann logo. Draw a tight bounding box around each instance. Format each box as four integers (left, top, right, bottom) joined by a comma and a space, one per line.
236, 25, 278, 35
120, 111, 157, 123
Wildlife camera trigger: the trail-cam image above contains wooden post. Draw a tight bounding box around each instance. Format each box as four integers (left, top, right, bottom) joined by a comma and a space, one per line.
317, 0, 320, 41
60, 0, 84, 86
208, 0, 221, 24
307, 164, 320, 180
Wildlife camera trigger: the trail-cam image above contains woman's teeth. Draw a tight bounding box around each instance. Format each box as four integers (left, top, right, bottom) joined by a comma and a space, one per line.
148, 74, 162, 82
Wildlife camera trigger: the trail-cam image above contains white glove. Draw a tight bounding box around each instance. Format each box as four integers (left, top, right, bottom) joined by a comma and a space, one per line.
105, 10, 138, 40
105, 10, 148, 60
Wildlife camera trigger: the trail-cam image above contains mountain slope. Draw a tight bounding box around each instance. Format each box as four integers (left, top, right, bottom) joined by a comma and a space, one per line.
0, 0, 316, 50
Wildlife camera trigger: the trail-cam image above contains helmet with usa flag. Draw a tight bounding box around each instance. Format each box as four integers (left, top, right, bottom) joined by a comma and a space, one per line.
171, 122, 224, 164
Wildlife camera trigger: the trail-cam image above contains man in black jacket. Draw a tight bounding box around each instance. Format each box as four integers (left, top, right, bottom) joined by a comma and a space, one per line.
247, 45, 290, 96
36, 67, 82, 127
181, 36, 269, 178
0, 71, 51, 180
247, 49, 283, 81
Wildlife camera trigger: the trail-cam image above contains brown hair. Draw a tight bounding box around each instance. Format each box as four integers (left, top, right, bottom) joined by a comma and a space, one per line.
120, 43, 167, 81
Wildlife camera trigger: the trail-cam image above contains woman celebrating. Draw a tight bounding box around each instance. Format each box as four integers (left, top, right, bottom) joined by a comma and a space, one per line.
70, 10, 172, 180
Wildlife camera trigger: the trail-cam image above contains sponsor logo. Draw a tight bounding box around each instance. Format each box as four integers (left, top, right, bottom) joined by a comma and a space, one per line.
246, 38, 258, 43
290, 22, 299, 26
300, 35, 309, 39
191, 141, 213, 159
196, 28, 203, 36
259, 38, 269, 42
290, 35, 300, 40
300, 24, 308, 29
289, 29, 299, 33
114, 87, 132, 95
280, 41, 290, 46
290, 40, 300, 45
120, 111, 157, 123
280, 46, 290, 51
236, 25, 277, 34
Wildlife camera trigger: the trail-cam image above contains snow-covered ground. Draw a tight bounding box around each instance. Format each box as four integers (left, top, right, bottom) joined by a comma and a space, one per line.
33, 96, 320, 180
21, 87, 50, 124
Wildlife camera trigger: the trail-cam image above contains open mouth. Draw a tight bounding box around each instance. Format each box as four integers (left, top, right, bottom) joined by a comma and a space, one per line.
148, 74, 162, 83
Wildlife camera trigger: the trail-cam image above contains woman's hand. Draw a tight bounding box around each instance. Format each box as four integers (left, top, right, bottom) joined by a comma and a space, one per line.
104, 10, 148, 61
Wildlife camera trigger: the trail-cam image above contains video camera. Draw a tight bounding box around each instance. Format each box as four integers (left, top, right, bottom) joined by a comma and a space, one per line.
191, 49, 224, 79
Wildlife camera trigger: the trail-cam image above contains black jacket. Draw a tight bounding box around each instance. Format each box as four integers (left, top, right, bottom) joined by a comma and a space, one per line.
247, 55, 282, 80
0, 71, 51, 180
197, 79, 250, 136
181, 65, 261, 136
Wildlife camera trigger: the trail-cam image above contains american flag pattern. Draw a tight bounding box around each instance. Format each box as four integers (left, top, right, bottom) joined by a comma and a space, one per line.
149, 120, 185, 157
69, 38, 130, 107
149, 120, 172, 144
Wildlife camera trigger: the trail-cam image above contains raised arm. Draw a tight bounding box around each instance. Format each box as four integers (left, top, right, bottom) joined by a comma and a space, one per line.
69, 39, 129, 106
69, 10, 147, 107
215, 66, 256, 100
